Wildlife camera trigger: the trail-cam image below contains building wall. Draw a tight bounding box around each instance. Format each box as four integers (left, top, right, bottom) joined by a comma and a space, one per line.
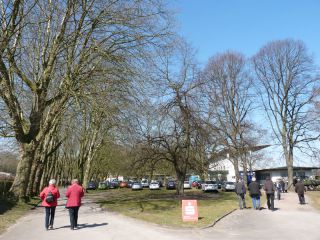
256, 169, 315, 184
209, 158, 238, 182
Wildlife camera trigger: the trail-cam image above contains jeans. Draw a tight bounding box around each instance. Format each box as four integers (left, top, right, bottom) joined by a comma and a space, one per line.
45, 206, 56, 229
237, 193, 246, 209
298, 194, 305, 204
266, 193, 274, 210
251, 195, 260, 209
68, 206, 80, 229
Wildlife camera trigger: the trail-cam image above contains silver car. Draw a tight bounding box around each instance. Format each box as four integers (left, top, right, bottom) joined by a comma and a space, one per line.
202, 181, 218, 192
149, 181, 160, 190
222, 181, 236, 191
131, 182, 143, 190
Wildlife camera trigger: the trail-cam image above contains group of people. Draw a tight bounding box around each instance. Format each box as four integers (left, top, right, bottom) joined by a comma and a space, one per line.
39, 179, 84, 231
235, 177, 306, 211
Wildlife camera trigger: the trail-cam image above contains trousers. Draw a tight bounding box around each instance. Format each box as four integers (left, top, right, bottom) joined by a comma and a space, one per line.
45, 206, 56, 229
68, 206, 80, 229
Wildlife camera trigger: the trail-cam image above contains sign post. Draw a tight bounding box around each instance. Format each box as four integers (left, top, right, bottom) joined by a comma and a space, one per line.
182, 200, 198, 222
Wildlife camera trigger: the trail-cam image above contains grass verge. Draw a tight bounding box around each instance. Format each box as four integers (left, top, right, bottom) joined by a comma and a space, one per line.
88, 188, 264, 228
0, 198, 40, 234
307, 191, 320, 210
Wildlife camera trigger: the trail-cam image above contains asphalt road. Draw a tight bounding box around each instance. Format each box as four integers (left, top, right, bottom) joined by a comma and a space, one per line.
0, 191, 319, 240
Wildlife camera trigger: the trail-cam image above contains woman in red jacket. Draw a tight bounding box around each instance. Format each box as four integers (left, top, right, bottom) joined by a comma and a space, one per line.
40, 179, 60, 230
66, 179, 84, 230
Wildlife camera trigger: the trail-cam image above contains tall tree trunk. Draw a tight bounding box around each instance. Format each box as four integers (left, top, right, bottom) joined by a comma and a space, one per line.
34, 163, 45, 194
231, 158, 240, 180
10, 142, 36, 202
285, 147, 294, 190
242, 153, 248, 186
27, 160, 40, 196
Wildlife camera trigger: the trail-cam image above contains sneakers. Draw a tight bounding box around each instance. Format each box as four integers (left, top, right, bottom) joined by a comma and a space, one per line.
49, 225, 53, 229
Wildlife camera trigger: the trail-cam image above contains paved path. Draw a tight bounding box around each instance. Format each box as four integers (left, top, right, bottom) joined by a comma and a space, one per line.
0, 191, 319, 240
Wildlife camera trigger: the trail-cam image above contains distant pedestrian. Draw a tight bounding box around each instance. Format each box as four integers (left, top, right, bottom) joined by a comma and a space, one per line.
40, 179, 60, 230
235, 178, 246, 209
66, 179, 85, 230
295, 179, 306, 204
275, 179, 282, 200
263, 176, 275, 211
248, 177, 261, 210
279, 178, 285, 193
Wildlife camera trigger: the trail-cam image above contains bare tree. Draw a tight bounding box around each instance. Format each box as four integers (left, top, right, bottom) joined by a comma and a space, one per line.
132, 39, 210, 194
202, 51, 255, 184
252, 39, 320, 188
0, 0, 172, 200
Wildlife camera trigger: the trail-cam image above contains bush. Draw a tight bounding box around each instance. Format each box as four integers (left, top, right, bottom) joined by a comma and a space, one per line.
0, 180, 13, 199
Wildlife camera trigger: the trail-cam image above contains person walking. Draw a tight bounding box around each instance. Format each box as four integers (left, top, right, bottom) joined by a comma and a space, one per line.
248, 177, 261, 210
66, 179, 85, 230
235, 178, 246, 209
295, 179, 306, 204
279, 178, 285, 193
275, 179, 281, 200
263, 176, 275, 211
40, 179, 60, 230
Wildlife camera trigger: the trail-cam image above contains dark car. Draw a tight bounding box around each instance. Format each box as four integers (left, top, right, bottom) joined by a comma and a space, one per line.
127, 180, 134, 188
196, 181, 203, 189
87, 181, 96, 190
166, 180, 176, 190
109, 180, 119, 189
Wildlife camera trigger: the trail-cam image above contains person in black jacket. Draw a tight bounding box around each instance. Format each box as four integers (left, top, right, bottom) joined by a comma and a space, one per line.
235, 178, 246, 209
263, 176, 276, 211
295, 179, 306, 204
248, 177, 261, 210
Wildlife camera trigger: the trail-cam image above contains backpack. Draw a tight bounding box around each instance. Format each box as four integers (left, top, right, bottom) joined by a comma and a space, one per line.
46, 191, 54, 203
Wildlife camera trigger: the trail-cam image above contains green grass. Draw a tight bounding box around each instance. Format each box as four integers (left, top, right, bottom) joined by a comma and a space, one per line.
307, 191, 320, 211
88, 188, 254, 228
0, 198, 41, 234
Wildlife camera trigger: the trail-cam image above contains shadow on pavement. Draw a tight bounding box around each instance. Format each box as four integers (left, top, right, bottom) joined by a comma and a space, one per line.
53, 223, 108, 230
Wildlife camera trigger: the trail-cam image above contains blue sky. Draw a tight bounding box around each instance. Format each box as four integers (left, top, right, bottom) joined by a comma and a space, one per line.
173, 0, 320, 166
173, 0, 320, 67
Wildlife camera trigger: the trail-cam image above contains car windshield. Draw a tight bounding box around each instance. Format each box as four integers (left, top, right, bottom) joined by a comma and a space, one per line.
226, 182, 234, 184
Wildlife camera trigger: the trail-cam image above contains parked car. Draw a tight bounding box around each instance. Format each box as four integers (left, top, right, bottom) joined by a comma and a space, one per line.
109, 180, 119, 189
98, 181, 108, 190
166, 180, 176, 190
202, 180, 218, 192
183, 181, 192, 189
149, 181, 160, 190
217, 181, 223, 189
131, 182, 143, 190
196, 181, 203, 189
127, 180, 134, 188
119, 181, 128, 188
87, 181, 96, 190
221, 181, 236, 191
156, 179, 163, 187
141, 179, 149, 188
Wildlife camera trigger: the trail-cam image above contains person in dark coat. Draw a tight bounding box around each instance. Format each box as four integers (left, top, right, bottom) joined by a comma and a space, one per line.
295, 179, 306, 204
248, 177, 261, 210
279, 178, 285, 193
66, 179, 85, 230
263, 176, 275, 211
40, 179, 60, 230
235, 178, 246, 209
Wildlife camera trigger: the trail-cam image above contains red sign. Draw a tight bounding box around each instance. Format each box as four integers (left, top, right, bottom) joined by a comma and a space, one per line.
182, 200, 198, 222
